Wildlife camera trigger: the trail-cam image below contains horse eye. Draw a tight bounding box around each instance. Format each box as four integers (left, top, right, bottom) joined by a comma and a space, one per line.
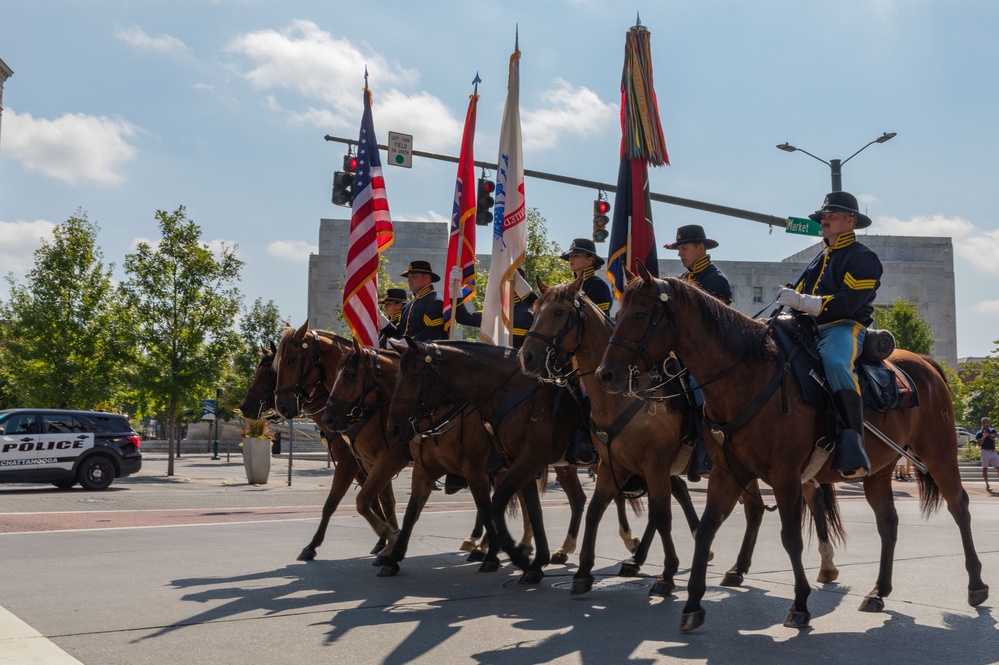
554, 308, 564, 317
634, 311, 646, 321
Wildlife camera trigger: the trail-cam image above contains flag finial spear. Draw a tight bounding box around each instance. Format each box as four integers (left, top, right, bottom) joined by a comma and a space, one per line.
636, 12, 642, 26
472, 72, 481, 95
515, 24, 519, 51
364, 66, 369, 89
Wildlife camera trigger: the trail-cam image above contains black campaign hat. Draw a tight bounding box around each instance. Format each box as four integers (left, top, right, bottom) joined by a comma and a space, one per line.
808, 191, 872, 229
560, 238, 605, 268
400, 260, 440, 282
664, 225, 718, 250
379, 288, 409, 304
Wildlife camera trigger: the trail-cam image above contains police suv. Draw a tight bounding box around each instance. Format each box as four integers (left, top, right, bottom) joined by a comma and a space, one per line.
0, 409, 142, 490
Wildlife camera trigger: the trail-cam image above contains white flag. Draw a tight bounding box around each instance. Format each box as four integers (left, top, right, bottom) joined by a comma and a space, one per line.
480, 47, 526, 346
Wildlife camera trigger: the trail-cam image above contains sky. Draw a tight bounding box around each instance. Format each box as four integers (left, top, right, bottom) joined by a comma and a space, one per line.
1, 0, 997, 359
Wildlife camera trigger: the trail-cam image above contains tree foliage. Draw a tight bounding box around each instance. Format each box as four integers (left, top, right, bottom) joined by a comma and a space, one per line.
121, 206, 243, 473
873, 298, 935, 356
963, 345, 999, 426
222, 298, 287, 420
0, 211, 135, 410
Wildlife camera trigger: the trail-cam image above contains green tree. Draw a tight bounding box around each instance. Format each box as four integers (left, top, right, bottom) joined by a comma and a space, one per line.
963, 347, 999, 426
223, 298, 287, 420
121, 206, 243, 475
873, 298, 935, 355
0, 211, 135, 409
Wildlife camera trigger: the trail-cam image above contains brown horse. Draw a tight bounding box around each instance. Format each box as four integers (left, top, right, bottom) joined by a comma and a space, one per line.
520, 276, 841, 597
597, 266, 989, 631
237, 336, 395, 559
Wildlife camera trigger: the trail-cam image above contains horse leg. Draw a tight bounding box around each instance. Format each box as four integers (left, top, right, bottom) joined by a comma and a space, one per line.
462, 510, 485, 554
614, 494, 640, 553
720, 480, 765, 587
571, 469, 619, 595
772, 483, 811, 628
619, 514, 657, 577
354, 465, 401, 567
647, 475, 679, 598
489, 467, 531, 572
468, 474, 503, 573
517, 474, 550, 585
672, 476, 715, 563
377, 464, 435, 577
369, 483, 396, 554
514, 490, 535, 557
297, 452, 361, 561
804, 483, 839, 584
680, 467, 744, 632
551, 465, 586, 565
858, 472, 899, 611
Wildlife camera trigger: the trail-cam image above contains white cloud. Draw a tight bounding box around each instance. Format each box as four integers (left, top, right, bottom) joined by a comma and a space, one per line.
956, 227, 999, 276
114, 25, 191, 56
408, 210, 449, 224
267, 240, 317, 263
875, 214, 976, 239
5, 109, 140, 185
521, 78, 616, 151
975, 300, 999, 316
0, 219, 56, 277
206, 238, 240, 261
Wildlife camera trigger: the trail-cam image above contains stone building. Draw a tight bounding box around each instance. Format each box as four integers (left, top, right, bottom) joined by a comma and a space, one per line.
0, 57, 13, 151
309, 218, 957, 368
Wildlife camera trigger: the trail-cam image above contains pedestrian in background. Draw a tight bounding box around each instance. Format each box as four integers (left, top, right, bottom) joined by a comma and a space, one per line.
975, 416, 998, 492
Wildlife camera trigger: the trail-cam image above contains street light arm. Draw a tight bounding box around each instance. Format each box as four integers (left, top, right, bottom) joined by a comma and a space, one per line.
788, 147, 831, 167
841, 132, 896, 167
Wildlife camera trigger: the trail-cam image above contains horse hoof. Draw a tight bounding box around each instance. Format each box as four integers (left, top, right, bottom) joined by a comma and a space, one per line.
618, 562, 641, 577
478, 560, 500, 573
627, 537, 641, 554
370, 539, 387, 555
816, 569, 840, 584
458, 538, 476, 552
570, 576, 593, 595
519, 570, 544, 585
297, 549, 317, 562
377, 563, 400, 577
550, 552, 569, 566
720, 571, 744, 587
514, 543, 535, 558
467, 550, 486, 562
858, 595, 885, 613
509, 551, 531, 571
372, 555, 388, 567
680, 609, 705, 633
649, 578, 676, 597
969, 585, 990, 607
707, 549, 714, 563
783, 610, 811, 628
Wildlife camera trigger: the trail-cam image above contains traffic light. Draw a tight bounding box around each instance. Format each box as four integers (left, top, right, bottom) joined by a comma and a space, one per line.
593, 197, 610, 242
331, 153, 357, 207
476, 178, 496, 226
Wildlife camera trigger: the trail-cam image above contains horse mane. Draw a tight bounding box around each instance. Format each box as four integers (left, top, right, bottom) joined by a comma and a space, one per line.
433, 340, 519, 365
662, 277, 779, 362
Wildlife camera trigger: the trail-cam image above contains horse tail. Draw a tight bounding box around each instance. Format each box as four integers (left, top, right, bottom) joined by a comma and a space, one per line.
803, 483, 846, 546
537, 466, 550, 496
627, 496, 646, 516
921, 354, 952, 395
916, 466, 943, 518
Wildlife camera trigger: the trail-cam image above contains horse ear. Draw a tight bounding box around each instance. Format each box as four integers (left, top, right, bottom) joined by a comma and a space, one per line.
536, 276, 549, 294
260, 344, 268, 356
295, 319, 309, 339
405, 335, 420, 353
571, 271, 585, 292
623, 265, 636, 284
352, 338, 361, 352
270, 340, 277, 354
636, 261, 653, 285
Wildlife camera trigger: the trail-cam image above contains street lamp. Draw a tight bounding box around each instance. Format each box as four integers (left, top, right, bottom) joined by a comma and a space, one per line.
212, 387, 223, 460
776, 132, 896, 192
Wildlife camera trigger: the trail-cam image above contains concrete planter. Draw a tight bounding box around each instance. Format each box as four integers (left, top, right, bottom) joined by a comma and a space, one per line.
241, 438, 272, 484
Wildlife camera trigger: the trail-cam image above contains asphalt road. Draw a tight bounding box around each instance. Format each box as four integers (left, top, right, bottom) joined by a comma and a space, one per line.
1, 453, 998, 665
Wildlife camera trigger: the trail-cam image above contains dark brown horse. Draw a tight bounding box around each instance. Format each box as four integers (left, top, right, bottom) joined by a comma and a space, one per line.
520, 276, 841, 597
238, 335, 395, 559
597, 266, 988, 631
388, 338, 587, 583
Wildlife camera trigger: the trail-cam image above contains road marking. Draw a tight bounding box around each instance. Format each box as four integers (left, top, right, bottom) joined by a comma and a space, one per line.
0, 605, 83, 664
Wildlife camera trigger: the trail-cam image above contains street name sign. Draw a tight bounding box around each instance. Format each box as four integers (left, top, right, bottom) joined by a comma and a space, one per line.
388, 131, 413, 168
785, 216, 822, 237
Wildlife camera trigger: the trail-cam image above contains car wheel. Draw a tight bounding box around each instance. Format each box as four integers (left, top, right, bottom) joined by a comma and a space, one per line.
51, 479, 77, 490
77, 456, 115, 491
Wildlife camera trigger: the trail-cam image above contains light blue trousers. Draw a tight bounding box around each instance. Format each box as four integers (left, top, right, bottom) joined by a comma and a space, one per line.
816, 320, 866, 394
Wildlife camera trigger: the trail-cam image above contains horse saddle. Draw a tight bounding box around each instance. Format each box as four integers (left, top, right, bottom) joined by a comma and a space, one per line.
770, 314, 919, 414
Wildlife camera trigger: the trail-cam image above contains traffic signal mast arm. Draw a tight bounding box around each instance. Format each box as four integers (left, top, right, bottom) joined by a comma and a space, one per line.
324, 134, 787, 228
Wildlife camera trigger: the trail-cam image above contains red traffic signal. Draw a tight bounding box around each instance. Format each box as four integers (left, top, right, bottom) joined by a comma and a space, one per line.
592, 198, 610, 242
343, 154, 357, 172
595, 200, 610, 215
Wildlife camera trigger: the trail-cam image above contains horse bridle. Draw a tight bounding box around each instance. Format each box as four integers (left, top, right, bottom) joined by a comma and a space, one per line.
606, 278, 685, 398
274, 331, 328, 416
242, 355, 276, 419
325, 348, 387, 434
523, 292, 588, 386
391, 343, 468, 438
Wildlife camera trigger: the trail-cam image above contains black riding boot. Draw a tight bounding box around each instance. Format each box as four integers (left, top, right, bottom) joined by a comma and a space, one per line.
444, 473, 468, 494
566, 425, 598, 465
831, 390, 870, 480
687, 417, 712, 483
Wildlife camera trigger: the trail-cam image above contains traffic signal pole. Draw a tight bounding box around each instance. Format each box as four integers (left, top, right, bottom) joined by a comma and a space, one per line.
324, 134, 787, 228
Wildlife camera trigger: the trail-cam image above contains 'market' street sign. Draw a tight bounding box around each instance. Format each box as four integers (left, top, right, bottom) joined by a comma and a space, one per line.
785, 216, 822, 237
388, 131, 413, 168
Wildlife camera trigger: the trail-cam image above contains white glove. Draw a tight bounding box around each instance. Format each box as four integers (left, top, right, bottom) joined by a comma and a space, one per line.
776, 287, 824, 316
514, 270, 533, 299
450, 266, 462, 285
376, 309, 390, 330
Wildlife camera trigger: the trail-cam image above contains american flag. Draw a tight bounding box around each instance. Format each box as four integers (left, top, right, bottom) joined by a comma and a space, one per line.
442, 92, 479, 333
342, 88, 394, 346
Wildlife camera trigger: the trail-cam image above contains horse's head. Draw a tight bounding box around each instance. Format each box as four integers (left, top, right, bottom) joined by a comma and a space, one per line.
520, 274, 587, 380
597, 262, 679, 394
238, 342, 277, 419
323, 342, 383, 432
273, 319, 334, 419
387, 337, 448, 444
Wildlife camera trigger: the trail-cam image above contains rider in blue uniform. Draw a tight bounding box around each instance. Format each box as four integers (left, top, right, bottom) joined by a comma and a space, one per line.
777, 191, 883, 480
